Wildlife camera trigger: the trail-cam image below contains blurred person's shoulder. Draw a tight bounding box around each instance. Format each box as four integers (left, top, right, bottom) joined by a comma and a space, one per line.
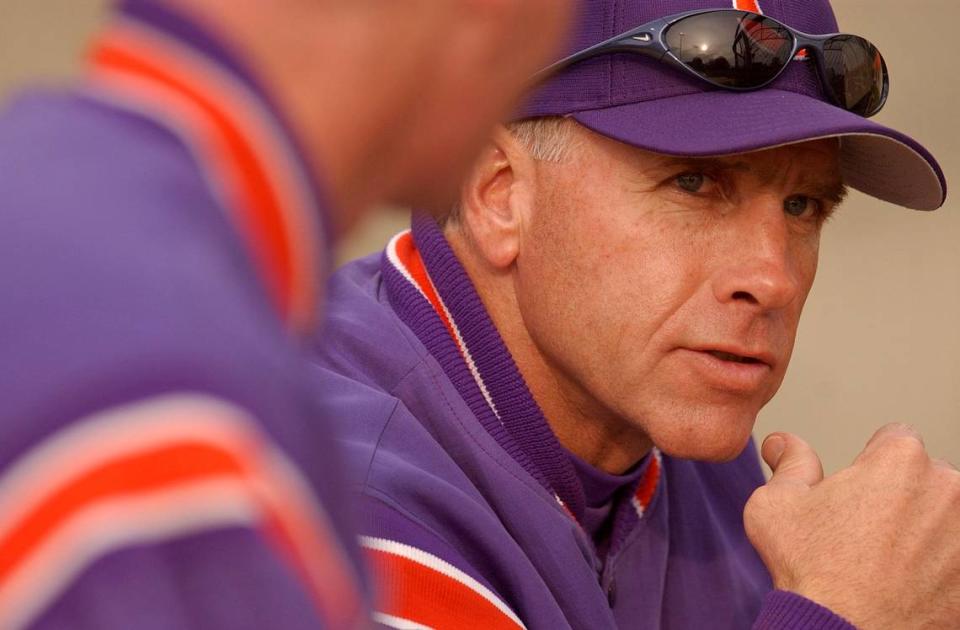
0, 85, 302, 465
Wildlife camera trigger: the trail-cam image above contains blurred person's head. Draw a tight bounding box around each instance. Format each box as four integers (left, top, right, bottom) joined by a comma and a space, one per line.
170, 0, 573, 233
442, 0, 946, 472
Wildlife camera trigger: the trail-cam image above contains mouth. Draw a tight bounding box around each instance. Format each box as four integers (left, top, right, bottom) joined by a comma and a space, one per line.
705, 350, 764, 365
678, 346, 775, 394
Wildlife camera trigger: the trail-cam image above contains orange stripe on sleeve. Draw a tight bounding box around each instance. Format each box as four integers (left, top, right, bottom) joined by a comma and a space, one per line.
0, 441, 248, 589
0, 395, 362, 630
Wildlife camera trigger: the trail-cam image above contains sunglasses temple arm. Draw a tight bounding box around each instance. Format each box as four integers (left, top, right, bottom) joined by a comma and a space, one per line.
531, 34, 667, 85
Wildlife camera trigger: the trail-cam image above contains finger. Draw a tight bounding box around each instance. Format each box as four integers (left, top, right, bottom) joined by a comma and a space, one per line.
762, 432, 824, 489
856, 423, 925, 464
932, 458, 959, 473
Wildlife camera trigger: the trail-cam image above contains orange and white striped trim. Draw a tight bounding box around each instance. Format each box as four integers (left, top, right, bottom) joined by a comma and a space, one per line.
386, 230, 500, 419
733, 0, 762, 13
0, 394, 362, 630
87, 18, 322, 334
361, 536, 525, 630
631, 448, 663, 519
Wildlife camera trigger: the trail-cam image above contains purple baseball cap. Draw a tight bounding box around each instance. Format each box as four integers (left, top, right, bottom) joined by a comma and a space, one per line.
519, 0, 946, 210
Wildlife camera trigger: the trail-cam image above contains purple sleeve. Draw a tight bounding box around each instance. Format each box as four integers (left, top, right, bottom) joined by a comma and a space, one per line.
28, 529, 329, 630
754, 590, 857, 629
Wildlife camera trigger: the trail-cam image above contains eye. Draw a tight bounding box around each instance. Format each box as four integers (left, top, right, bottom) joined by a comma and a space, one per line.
676, 172, 708, 193
783, 194, 822, 218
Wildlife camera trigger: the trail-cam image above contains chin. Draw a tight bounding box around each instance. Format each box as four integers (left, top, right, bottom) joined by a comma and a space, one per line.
639, 403, 760, 463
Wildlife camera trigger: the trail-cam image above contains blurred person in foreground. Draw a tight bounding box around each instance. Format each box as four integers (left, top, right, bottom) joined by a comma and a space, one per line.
312, 0, 959, 628
0, 0, 571, 628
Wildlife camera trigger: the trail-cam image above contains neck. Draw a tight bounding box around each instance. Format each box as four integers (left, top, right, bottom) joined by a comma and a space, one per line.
446, 224, 653, 475
162, 0, 442, 236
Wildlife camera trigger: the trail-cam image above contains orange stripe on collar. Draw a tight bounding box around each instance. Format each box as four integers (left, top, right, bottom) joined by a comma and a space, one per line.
391, 231, 460, 346
632, 449, 663, 517
87, 21, 321, 333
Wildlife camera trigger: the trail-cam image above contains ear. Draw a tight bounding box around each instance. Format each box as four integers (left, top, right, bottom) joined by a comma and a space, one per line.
458, 125, 536, 270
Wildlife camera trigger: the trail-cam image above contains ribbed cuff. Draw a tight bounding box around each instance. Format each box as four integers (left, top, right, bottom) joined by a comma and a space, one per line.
753, 590, 857, 629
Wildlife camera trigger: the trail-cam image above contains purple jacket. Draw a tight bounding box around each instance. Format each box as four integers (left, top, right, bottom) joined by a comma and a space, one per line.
0, 1, 366, 628
312, 215, 855, 629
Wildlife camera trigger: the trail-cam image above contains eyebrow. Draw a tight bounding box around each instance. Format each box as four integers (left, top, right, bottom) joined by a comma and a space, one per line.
660, 157, 849, 205
661, 157, 752, 173
792, 173, 849, 205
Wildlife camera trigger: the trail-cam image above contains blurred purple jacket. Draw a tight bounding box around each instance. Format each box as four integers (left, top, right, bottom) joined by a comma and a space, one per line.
0, 1, 366, 628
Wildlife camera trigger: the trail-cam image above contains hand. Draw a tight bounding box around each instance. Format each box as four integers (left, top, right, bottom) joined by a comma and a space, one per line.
744, 424, 960, 629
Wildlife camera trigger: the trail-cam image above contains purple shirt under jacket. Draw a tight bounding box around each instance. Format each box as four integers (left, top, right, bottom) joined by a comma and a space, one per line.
0, 2, 366, 628
311, 215, 855, 629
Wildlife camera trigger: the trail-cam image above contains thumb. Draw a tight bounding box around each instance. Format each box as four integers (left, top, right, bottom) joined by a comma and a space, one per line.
762, 432, 824, 488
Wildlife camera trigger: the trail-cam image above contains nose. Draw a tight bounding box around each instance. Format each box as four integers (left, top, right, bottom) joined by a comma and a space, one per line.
711, 202, 802, 311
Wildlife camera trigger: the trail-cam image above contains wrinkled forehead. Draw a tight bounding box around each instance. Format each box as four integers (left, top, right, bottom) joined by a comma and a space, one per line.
710, 138, 845, 190
706, 137, 843, 169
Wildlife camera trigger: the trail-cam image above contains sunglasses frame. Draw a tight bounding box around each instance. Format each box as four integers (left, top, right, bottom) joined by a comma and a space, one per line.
535, 8, 889, 117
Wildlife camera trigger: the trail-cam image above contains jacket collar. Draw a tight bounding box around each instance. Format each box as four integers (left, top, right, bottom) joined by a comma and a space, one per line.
86, 0, 332, 334
382, 215, 665, 540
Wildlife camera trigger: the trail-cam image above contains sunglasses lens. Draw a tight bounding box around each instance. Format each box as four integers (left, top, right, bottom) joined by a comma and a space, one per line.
822, 35, 886, 116
664, 11, 793, 88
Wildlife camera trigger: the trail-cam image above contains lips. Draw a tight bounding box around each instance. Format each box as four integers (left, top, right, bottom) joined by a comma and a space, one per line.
705, 350, 763, 365
677, 346, 775, 393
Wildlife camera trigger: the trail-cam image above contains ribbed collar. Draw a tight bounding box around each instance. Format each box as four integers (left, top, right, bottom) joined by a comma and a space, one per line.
85, 0, 332, 335
382, 215, 664, 543
567, 448, 646, 509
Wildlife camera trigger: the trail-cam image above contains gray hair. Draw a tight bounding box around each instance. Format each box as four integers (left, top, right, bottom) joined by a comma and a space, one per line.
442, 116, 576, 225
506, 116, 576, 163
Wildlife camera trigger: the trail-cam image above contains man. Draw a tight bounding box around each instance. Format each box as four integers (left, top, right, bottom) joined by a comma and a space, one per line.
313, 0, 958, 628
0, 0, 570, 628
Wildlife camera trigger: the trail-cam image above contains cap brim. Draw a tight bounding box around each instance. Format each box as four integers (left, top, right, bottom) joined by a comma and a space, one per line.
568, 89, 946, 210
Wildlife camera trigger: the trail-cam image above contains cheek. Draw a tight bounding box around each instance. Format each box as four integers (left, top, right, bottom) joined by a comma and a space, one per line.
514, 192, 630, 378
519, 201, 707, 379
804, 236, 821, 292
598, 214, 712, 334
517, 200, 605, 326
787, 234, 823, 323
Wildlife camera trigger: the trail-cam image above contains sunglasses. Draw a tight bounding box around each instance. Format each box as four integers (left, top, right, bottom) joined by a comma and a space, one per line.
537, 9, 888, 117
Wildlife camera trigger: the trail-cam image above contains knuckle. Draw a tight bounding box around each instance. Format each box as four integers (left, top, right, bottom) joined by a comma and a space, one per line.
882, 434, 929, 465
881, 421, 923, 440
923, 465, 960, 505
743, 490, 773, 542
745, 486, 777, 521
744, 487, 767, 515
933, 458, 960, 473
884, 421, 918, 434
942, 469, 960, 497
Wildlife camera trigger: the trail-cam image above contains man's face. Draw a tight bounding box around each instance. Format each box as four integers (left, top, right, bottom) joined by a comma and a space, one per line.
514, 127, 844, 461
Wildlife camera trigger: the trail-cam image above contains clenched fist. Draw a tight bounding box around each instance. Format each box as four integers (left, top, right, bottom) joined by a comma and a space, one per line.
745, 424, 960, 629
